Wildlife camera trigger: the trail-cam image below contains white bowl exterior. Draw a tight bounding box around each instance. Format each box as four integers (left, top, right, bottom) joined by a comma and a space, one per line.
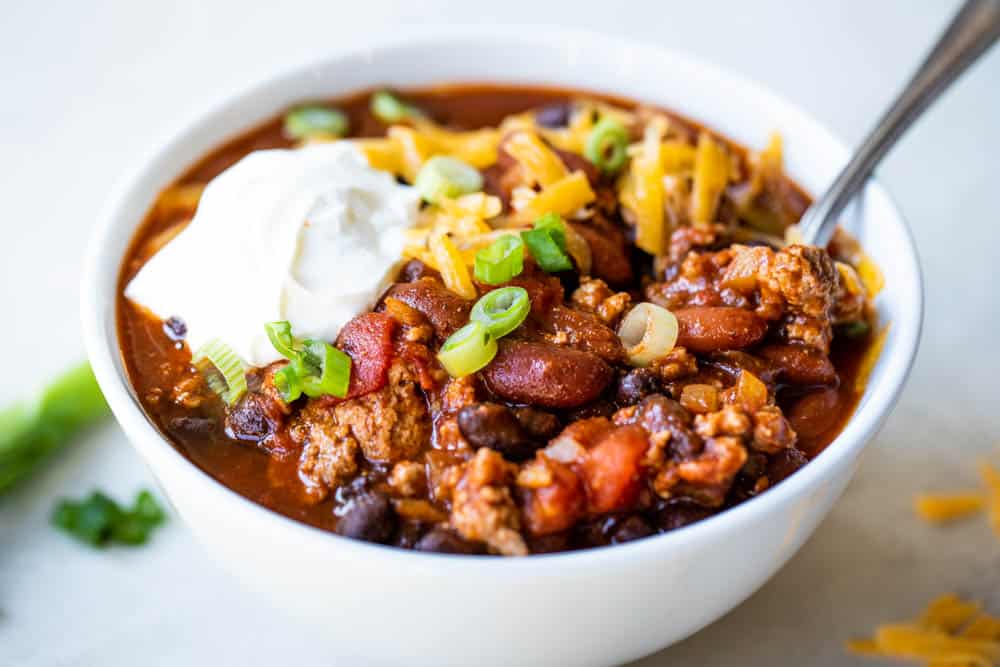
81, 27, 922, 667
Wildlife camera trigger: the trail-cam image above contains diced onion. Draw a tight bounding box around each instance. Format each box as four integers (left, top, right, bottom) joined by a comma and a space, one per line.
562, 223, 593, 275
617, 302, 678, 367
191, 339, 248, 406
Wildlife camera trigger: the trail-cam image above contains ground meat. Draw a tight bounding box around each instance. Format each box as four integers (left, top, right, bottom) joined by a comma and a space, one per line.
571, 277, 632, 327
389, 461, 426, 497
293, 361, 431, 495
647, 242, 849, 353
449, 448, 528, 556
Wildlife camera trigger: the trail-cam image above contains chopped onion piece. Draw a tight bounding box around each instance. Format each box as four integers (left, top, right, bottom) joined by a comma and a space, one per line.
617, 302, 678, 367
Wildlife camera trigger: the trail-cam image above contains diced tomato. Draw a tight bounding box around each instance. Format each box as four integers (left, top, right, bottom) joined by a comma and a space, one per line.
578, 425, 649, 514
522, 457, 586, 536
336, 312, 397, 399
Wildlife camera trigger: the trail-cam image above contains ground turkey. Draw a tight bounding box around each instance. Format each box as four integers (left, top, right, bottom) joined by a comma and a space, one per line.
294, 360, 431, 495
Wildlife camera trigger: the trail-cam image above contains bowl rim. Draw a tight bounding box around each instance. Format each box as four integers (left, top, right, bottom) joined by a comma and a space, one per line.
81, 25, 923, 573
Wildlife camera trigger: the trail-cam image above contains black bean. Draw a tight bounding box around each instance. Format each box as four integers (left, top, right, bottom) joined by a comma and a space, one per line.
163, 316, 187, 341
535, 103, 572, 128
398, 258, 438, 282
337, 492, 396, 544
616, 368, 661, 406
611, 516, 654, 544
457, 403, 537, 461
415, 528, 484, 554
652, 500, 713, 532
512, 407, 561, 441
167, 416, 215, 436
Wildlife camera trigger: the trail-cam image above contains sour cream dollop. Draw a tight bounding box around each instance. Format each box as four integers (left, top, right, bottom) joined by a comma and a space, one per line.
126, 142, 420, 366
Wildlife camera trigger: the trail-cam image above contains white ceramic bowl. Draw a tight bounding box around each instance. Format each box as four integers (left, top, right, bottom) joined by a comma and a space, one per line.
81, 27, 922, 667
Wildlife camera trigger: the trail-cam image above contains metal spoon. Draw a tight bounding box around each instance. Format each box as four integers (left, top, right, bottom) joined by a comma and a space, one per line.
798, 0, 1000, 247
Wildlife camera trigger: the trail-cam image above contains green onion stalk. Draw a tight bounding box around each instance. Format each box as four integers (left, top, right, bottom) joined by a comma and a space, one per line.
0, 361, 110, 493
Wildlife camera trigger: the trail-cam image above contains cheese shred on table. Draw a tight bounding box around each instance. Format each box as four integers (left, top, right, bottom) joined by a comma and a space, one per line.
847, 594, 1000, 665
914, 460, 1000, 536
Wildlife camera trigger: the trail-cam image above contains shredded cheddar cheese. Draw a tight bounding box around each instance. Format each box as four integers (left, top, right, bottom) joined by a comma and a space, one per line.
504, 130, 569, 187
513, 170, 595, 222
620, 116, 667, 255
690, 132, 730, 225
915, 493, 987, 523
849, 595, 1000, 666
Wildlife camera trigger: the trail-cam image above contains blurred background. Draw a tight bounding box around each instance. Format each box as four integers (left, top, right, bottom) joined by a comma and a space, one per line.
2, 0, 998, 664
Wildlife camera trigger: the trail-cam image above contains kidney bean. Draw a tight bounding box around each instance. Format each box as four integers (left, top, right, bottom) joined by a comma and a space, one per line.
674, 306, 768, 354
616, 368, 662, 406
384, 277, 471, 340
787, 387, 841, 440
554, 147, 600, 186
337, 492, 397, 544
568, 222, 633, 286
457, 403, 536, 461
415, 527, 484, 554
545, 305, 624, 363
757, 343, 837, 386
483, 340, 613, 409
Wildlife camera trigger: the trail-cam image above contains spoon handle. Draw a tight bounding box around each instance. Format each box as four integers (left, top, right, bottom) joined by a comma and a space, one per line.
798, 0, 1000, 247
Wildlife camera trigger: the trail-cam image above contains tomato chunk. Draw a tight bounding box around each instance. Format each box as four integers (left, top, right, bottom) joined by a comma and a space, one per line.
522, 457, 586, 536
579, 425, 649, 514
336, 312, 397, 399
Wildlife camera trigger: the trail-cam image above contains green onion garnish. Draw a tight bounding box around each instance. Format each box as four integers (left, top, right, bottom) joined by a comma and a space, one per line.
471, 287, 531, 339
474, 235, 525, 284
273, 363, 304, 403
437, 321, 498, 378
370, 90, 424, 124
52, 489, 166, 547
521, 213, 573, 273
283, 105, 349, 140
299, 340, 351, 399
584, 117, 630, 175
414, 156, 483, 204
192, 339, 248, 406
265, 321, 300, 359
840, 320, 872, 339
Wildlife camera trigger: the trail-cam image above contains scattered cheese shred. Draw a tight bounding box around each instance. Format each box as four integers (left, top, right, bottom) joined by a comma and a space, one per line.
849, 595, 1000, 666
619, 116, 666, 255
661, 140, 696, 174
690, 132, 730, 225
858, 252, 886, 297
428, 232, 476, 299
513, 170, 595, 222
855, 324, 889, 393
915, 493, 987, 523
504, 130, 568, 187
979, 462, 1000, 537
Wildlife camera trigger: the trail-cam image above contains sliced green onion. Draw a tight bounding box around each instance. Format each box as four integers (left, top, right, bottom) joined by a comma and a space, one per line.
299, 340, 351, 399
192, 339, 248, 406
437, 321, 498, 378
474, 235, 524, 284
265, 321, 299, 359
273, 363, 304, 403
52, 489, 166, 548
471, 287, 530, 338
370, 90, 423, 124
521, 213, 573, 273
839, 320, 872, 339
283, 105, 349, 140
584, 117, 630, 174
414, 156, 483, 204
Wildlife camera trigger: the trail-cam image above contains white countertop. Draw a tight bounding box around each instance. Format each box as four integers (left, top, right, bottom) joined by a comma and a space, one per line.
3, 1, 999, 664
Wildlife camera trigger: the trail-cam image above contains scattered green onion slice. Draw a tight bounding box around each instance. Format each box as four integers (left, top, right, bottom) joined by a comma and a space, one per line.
474, 235, 524, 284
471, 287, 531, 338
437, 321, 498, 378
192, 339, 248, 406
299, 340, 351, 399
370, 90, 423, 124
52, 489, 166, 547
283, 105, 349, 140
265, 321, 299, 359
414, 156, 483, 204
273, 363, 304, 403
521, 213, 573, 273
584, 117, 630, 174
840, 320, 872, 339
618, 302, 679, 367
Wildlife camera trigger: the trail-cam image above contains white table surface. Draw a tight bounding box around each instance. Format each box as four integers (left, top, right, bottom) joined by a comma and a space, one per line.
3, 1, 999, 664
